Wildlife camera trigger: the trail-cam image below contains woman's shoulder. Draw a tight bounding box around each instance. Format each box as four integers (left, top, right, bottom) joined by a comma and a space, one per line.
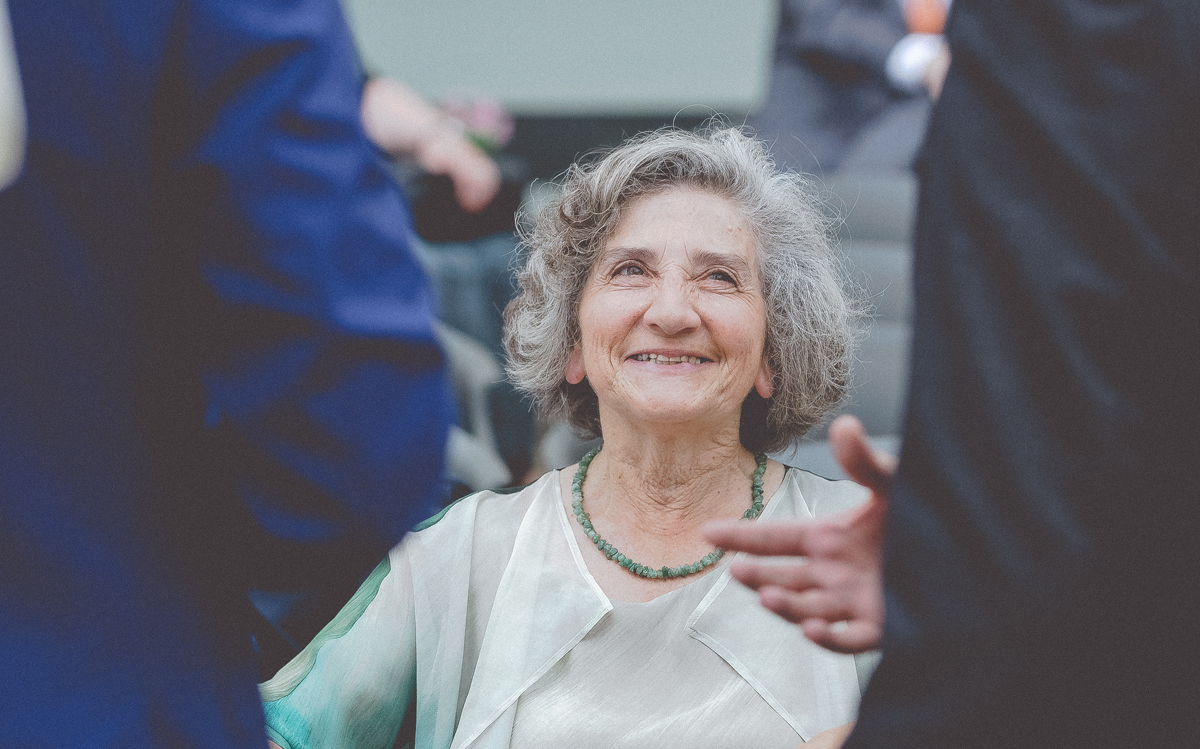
777, 464, 870, 518
399, 471, 560, 557
411, 477, 544, 530
388, 471, 568, 644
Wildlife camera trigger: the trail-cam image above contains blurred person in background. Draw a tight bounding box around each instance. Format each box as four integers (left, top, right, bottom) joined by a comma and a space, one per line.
359, 75, 521, 357
751, 0, 950, 176
259, 127, 874, 749
0, 0, 453, 745
360, 75, 536, 487
712, 0, 1200, 747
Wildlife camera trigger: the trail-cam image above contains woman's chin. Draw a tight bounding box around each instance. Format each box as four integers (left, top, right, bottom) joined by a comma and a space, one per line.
610, 395, 739, 435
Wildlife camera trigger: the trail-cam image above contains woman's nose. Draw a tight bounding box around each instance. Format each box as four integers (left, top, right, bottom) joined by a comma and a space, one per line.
644, 277, 701, 335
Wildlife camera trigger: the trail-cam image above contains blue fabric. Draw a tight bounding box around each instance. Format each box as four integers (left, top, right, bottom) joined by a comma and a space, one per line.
0, 0, 453, 746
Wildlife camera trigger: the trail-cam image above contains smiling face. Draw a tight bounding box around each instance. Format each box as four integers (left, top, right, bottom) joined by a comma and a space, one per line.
566, 186, 774, 435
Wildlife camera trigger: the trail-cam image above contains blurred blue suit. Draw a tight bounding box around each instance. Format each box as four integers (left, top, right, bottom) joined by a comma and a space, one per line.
0, 0, 453, 746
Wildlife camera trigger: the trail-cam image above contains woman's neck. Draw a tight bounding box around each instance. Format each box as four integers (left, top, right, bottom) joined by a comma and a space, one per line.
559, 410, 787, 603
583, 414, 758, 533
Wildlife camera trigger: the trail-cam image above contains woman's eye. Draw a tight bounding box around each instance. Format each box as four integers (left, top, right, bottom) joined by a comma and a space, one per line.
708, 270, 736, 284
615, 264, 644, 276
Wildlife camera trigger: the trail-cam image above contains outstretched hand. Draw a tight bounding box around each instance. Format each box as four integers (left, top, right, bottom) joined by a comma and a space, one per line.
704, 416, 894, 654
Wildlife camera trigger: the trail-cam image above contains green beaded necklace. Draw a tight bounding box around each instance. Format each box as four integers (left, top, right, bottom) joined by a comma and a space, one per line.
571, 447, 768, 580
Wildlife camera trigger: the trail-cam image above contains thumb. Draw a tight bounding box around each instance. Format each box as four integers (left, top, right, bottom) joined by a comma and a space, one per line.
829, 415, 896, 497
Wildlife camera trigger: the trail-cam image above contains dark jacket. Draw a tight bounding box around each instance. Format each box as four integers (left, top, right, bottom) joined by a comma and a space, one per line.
850, 1, 1200, 746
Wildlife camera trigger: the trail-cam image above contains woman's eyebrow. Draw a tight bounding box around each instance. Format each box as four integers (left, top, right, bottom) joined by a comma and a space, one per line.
690, 249, 752, 274
600, 247, 752, 275
600, 246, 657, 265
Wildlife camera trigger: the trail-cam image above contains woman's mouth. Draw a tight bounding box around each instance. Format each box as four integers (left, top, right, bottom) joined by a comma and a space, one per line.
630, 353, 707, 365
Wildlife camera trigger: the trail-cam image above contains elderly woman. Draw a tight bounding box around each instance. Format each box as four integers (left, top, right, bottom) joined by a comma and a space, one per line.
260, 127, 872, 749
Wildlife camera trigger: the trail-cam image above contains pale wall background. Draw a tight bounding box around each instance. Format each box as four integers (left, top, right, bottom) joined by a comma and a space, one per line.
342, 0, 779, 116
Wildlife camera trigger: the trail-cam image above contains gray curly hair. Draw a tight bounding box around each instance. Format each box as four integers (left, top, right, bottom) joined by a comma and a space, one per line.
504, 126, 857, 453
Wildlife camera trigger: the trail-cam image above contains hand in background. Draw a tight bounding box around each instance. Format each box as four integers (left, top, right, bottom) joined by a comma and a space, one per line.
704, 416, 893, 654
360, 77, 501, 213
924, 41, 951, 100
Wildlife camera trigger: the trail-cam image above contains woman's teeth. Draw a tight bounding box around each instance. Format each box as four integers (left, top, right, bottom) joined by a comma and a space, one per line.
632, 354, 704, 364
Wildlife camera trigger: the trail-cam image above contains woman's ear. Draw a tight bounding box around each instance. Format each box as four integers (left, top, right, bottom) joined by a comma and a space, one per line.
565, 346, 587, 384
754, 358, 774, 399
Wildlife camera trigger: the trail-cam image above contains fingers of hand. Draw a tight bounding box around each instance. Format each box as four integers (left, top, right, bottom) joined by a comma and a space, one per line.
758, 585, 856, 627
731, 557, 860, 593
800, 520, 868, 560
801, 617, 883, 655
710, 517, 868, 569
703, 519, 815, 556
728, 560, 817, 592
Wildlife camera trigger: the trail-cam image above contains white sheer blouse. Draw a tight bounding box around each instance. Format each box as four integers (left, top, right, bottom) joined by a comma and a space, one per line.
261, 467, 874, 749
511, 569, 805, 747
